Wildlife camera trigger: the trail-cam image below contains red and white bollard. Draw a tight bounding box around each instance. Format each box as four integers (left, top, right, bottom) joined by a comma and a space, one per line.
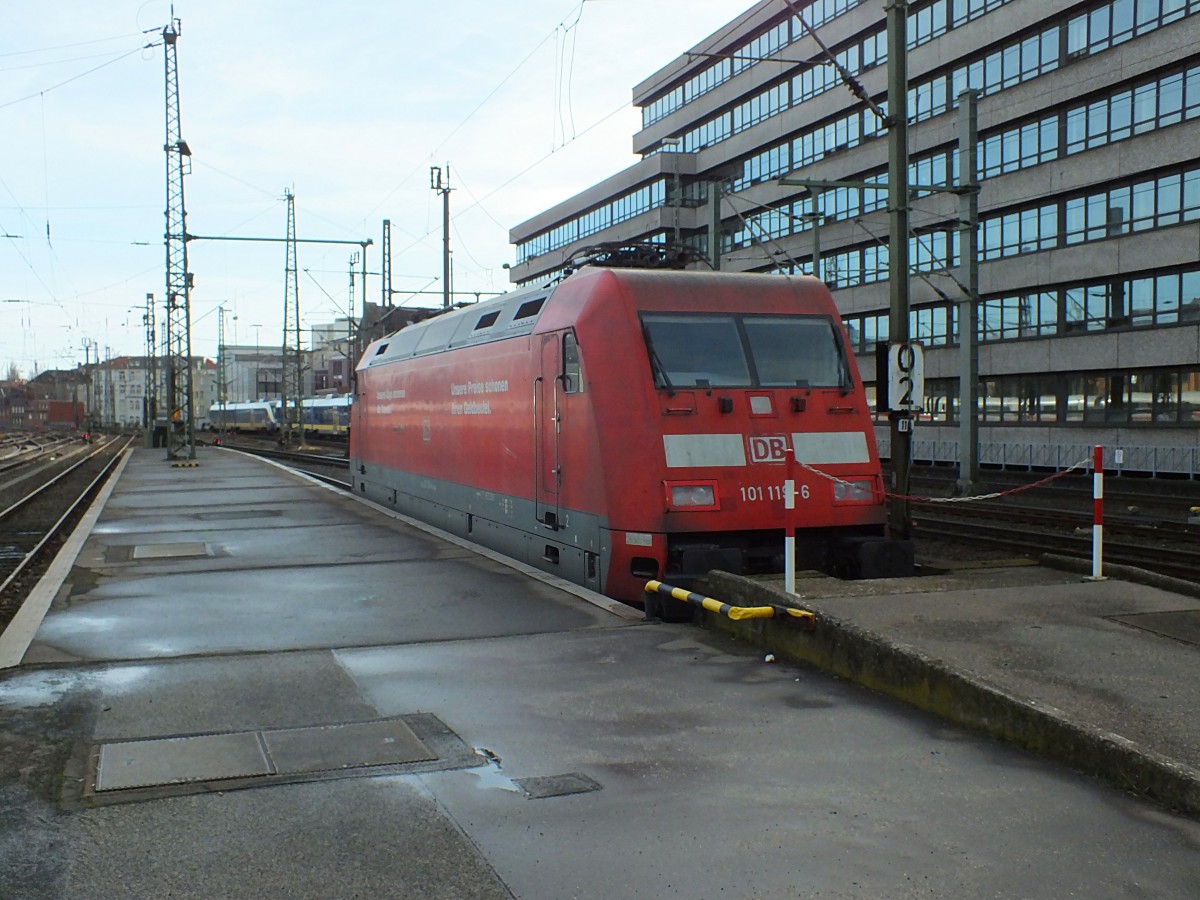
784, 477, 796, 595
783, 444, 797, 594
1088, 444, 1106, 581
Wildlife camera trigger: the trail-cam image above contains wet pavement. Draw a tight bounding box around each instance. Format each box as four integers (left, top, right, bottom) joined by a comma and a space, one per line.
1, 446, 1198, 899
705, 557, 1200, 815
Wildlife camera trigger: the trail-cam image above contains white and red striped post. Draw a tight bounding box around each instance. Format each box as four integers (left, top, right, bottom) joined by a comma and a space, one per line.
784, 445, 796, 594
1090, 444, 1106, 581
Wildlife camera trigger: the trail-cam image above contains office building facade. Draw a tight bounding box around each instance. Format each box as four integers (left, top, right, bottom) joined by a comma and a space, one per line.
510, 0, 1200, 475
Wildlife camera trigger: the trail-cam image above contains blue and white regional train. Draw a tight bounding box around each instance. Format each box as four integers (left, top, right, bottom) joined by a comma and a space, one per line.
208, 401, 278, 434
208, 396, 352, 437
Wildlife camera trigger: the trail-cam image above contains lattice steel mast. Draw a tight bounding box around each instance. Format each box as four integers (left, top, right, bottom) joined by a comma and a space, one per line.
216, 304, 229, 435
381, 218, 392, 308
162, 16, 195, 459
142, 292, 157, 434
279, 189, 303, 446
348, 251, 359, 392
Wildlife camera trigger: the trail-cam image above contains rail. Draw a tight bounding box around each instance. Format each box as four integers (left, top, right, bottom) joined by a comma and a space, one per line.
216, 443, 352, 490
0, 441, 117, 520
0, 439, 131, 597
0, 436, 79, 475
216, 441, 350, 469
644, 580, 816, 627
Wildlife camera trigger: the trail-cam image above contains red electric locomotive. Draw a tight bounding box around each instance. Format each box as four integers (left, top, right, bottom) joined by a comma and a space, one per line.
349, 264, 911, 605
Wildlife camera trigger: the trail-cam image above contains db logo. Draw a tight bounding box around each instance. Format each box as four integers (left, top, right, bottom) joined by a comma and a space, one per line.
748, 435, 790, 463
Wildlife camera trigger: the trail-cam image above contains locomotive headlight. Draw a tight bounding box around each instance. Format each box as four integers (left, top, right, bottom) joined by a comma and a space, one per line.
666, 482, 719, 510
832, 478, 876, 504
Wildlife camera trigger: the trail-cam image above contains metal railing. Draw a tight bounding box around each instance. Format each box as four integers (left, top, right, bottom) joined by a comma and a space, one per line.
644, 580, 816, 627
877, 435, 1200, 477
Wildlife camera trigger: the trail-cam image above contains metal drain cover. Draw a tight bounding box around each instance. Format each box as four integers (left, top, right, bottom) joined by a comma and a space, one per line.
131, 542, 210, 560
262, 719, 437, 775
97, 732, 273, 791
92, 717, 440, 794
1110, 609, 1200, 646
514, 772, 602, 799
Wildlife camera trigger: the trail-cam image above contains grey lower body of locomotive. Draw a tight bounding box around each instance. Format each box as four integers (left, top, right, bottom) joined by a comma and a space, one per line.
354, 465, 606, 592
352, 463, 914, 601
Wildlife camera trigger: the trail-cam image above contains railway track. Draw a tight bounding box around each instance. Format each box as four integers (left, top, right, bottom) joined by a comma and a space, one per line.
904, 466, 1200, 518
900, 464, 1200, 583
914, 495, 1200, 537
216, 441, 351, 488
0, 436, 134, 632
0, 434, 81, 477
914, 505, 1200, 584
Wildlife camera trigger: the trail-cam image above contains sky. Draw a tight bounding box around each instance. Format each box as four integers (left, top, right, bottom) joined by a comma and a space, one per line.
1, 0, 742, 378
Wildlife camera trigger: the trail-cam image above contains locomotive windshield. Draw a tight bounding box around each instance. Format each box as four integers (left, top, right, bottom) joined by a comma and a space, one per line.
641, 313, 848, 389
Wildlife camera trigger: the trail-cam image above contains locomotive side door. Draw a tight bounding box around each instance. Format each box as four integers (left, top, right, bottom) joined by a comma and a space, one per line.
535, 332, 562, 528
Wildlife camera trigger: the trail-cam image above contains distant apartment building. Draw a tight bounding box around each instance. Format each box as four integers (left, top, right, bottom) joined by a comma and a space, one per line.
1, 370, 85, 430
91, 356, 215, 429
309, 319, 357, 395
511, 0, 1200, 474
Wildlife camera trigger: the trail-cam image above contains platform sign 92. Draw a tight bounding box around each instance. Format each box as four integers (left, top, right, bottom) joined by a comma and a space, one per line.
888, 342, 925, 412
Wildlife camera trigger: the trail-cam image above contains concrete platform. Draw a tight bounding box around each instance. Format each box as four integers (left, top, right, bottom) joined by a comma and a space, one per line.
705, 557, 1200, 817
1, 446, 1199, 899
17, 450, 620, 665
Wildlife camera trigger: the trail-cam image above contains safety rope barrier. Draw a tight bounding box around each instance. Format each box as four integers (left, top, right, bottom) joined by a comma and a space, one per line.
883, 456, 1094, 504
792, 456, 1094, 505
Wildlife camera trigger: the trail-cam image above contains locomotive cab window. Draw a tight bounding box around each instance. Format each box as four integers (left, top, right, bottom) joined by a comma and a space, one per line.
562, 332, 583, 394
743, 316, 846, 388
641, 314, 750, 388
641, 313, 848, 389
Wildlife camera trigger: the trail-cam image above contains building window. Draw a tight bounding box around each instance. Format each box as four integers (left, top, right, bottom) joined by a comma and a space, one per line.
517, 180, 668, 263
887, 366, 1198, 426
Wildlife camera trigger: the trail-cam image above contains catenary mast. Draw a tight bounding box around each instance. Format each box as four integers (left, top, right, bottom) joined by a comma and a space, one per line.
162, 15, 195, 459
279, 190, 303, 447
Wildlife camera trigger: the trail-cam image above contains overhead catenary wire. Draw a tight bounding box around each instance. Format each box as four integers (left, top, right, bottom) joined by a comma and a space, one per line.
1, 31, 177, 371
563, 4, 582, 140
722, 193, 801, 272
451, 167, 507, 233
0, 31, 153, 59
784, 0, 888, 125
0, 41, 160, 111
194, 160, 282, 200
449, 217, 487, 272
364, 2, 584, 226
554, 2, 586, 147
722, 190, 965, 305
360, 0, 630, 259
852, 216, 962, 302
391, 96, 632, 264
0, 45, 159, 73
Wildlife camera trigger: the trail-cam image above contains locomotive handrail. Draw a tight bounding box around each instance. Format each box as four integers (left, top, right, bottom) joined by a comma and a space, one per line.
644, 580, 816, 628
